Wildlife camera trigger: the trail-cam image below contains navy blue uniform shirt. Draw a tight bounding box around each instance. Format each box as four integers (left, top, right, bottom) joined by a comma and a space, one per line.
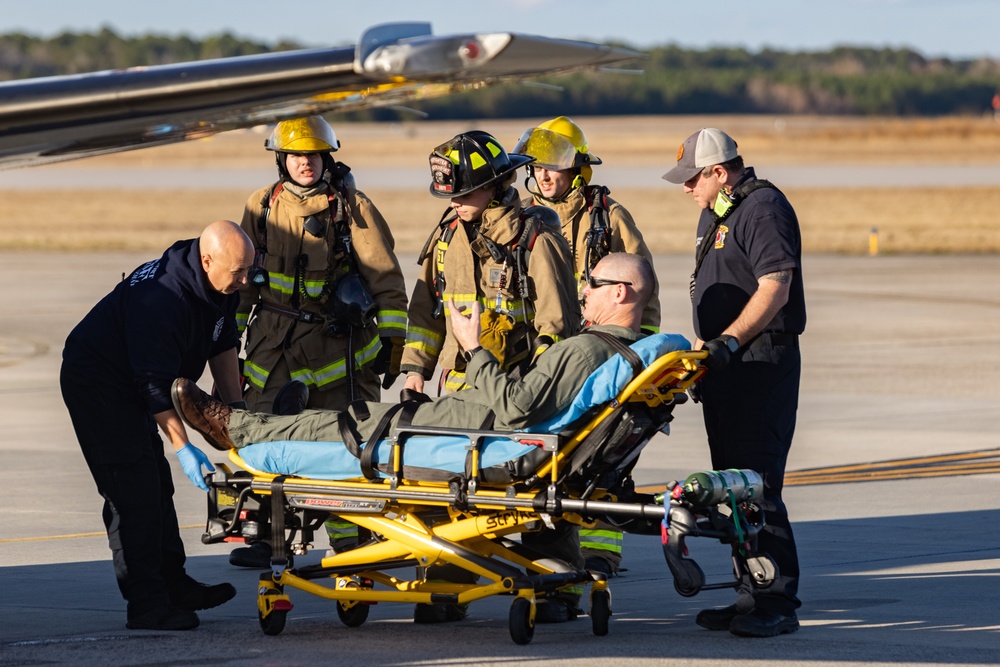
692, 167, 806, 341
63, 238, 239, 416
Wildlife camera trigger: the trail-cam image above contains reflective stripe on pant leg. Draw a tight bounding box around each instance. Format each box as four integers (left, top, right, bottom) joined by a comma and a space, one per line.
579, 528, 623, 555
325, 518, 359, 553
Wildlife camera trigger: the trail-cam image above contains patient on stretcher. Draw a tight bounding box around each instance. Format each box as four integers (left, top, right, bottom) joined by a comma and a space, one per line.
172, 253, 688, 479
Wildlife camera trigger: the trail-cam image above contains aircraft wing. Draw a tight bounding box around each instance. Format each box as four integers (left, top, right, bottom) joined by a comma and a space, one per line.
0, 23, 640, 170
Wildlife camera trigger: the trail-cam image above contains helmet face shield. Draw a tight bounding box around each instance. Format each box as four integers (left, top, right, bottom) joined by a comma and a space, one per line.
266, 116, 340, 153
512, 128, 581, 171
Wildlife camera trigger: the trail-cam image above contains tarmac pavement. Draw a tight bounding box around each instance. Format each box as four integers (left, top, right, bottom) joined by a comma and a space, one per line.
0, 251, 997, 666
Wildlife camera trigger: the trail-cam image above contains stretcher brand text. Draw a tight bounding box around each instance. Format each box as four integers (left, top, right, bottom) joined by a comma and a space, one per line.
484, 510, 537, 530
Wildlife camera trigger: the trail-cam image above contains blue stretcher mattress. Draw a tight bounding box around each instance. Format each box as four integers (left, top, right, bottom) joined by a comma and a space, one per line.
238, 333, 690, 480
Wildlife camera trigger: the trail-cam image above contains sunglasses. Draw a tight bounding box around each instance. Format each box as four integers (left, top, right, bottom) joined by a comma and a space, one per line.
586, 275, 633, 289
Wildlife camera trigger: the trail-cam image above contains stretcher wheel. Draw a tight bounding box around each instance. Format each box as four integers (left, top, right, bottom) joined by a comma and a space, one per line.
590, 589, 611, 636
508, 597, 535, 645
258, 608, 287, 636
336, 600, 370, 628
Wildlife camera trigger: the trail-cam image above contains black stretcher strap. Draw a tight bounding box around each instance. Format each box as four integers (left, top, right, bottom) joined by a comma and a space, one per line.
461, 410, 498, 481
581, 330, 644, 378
359, 399, 424, 480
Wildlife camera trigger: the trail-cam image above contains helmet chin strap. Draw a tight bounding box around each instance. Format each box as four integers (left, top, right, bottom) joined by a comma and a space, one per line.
523, 174, 575, 204
275, 152, 290, 181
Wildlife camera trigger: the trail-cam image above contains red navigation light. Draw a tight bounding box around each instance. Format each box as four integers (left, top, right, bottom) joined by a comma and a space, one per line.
460, 40, 481, 61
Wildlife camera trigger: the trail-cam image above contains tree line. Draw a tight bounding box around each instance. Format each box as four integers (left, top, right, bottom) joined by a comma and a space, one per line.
2, 28, 998, 117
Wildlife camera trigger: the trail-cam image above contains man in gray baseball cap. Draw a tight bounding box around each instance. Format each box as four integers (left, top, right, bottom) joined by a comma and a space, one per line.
663, 127, 806, 638
661, 128, 739, 184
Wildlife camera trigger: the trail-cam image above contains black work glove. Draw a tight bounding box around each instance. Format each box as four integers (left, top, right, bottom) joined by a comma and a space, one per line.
687, 383, 702, 404
373, 336, 405, 389
702, 334, 740, 373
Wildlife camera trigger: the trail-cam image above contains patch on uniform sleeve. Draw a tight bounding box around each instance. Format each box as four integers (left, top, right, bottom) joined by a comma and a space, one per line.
714, 224, 730, 250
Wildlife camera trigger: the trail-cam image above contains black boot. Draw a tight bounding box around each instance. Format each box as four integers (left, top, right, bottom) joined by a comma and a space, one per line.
169, 574, 236, 612
273, 380, 309, 416
126, 606, 199, 631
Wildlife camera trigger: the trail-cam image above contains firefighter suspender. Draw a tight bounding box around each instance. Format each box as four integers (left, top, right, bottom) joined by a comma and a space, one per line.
583, 185, 612, 281
416, 209, 461, 320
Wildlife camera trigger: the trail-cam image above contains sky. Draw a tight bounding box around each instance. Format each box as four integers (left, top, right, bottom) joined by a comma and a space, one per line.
3, 0, 1000, 60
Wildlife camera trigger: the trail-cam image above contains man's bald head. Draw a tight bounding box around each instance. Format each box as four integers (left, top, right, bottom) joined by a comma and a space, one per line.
580, 253, 656, 331
200, 220, 254, 294
594, 252, 655, 306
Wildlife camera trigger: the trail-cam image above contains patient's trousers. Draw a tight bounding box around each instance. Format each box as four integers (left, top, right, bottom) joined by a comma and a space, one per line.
229, 399, 494, 448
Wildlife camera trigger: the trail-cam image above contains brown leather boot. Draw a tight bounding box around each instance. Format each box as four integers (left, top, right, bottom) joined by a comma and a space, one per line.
171, 378, 235, 450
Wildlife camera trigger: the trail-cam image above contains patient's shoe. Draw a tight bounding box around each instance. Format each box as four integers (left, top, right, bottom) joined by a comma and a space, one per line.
169, 574, 237, 611
413, 602, 469, 624
229, 540, 272, 569
272, 380, 309, 416
534, 598, 580, 624
126, 606, 199, 631
171, 378, 235, 450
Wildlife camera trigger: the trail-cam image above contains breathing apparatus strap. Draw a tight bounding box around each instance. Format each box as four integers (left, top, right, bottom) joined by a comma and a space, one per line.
583, 185, 612, 281
421, 209, 460, 320
255, 181, 284, 250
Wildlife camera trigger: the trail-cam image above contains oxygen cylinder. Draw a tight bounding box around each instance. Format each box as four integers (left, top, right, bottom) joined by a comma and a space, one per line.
681, 469, 763, 506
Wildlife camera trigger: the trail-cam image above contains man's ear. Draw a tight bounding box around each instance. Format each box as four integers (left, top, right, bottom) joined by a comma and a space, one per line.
201, 254, 212, 272
712, 164, 731, 187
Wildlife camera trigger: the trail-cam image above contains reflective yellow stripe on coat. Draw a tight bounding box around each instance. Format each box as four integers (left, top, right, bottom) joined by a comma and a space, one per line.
243, 336, 381, 391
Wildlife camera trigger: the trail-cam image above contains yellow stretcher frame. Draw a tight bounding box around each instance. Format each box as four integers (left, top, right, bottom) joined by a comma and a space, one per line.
206, 350, 708, 644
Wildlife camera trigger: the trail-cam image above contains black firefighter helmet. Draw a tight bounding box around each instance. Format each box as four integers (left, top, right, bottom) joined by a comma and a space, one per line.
428, 130, 534, 198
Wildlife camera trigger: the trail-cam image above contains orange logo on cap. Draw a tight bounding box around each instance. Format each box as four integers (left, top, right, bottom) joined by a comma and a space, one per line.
676, 144, 685, 161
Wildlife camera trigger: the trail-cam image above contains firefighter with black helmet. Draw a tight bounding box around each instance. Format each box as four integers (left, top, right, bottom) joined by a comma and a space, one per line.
232, 116, 408, 567
400, 131, 582, 625
513, 116, 661, 579
402, 130, 580, 395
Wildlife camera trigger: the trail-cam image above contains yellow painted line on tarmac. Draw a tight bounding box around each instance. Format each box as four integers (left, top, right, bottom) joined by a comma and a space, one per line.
787, 448, 1000, 477
784, 448, 1000, 486
0, 524, 203, 544
636, 448, 1000, 494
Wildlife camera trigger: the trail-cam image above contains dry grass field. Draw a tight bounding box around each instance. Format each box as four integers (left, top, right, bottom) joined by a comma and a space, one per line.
3, 115, 1000, 253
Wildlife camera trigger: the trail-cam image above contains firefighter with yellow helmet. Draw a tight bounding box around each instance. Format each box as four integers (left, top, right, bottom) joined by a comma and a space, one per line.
513, 116, 660, 579
401, 130, 580, 395
231, 116, 408, 567
514, 116, 660, 333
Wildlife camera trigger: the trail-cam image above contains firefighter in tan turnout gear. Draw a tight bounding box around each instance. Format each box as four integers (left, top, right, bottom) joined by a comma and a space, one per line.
401, 130, 581, 395
514, 116, 662, 578
514, 116, 660, 332
232, 116, 408, 567
400, 130, 583, 624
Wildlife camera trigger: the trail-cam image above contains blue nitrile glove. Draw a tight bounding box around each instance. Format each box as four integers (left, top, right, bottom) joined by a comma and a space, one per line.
176, 442, 214, 492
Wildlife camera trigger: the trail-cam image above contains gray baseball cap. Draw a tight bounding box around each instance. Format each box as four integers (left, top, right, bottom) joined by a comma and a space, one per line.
661, 128, 739, 184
